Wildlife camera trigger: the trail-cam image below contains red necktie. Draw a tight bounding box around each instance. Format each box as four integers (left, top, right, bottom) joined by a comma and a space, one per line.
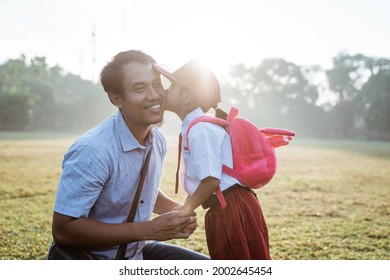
175, 133, 182, 194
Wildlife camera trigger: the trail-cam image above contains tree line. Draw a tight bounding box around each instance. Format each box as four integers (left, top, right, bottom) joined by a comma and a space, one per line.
219, 53, 390, 140
0, 55, 114, 131
0, 53, 389, 140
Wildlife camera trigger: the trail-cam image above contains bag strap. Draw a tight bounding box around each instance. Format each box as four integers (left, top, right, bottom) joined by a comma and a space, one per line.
185, 116, 228, 151
115, 146, 153, 260
175, 133, 182, 194
184, 107, 240, 151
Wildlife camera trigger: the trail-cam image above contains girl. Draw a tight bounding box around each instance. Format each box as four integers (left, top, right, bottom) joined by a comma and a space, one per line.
154, 60, 271, 260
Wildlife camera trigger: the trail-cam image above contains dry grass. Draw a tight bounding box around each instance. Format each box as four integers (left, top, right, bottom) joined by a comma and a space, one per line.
0, 132, 389, 259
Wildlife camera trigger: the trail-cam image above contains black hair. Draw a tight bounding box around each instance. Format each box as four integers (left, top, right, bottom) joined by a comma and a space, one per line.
100, 50, 156, 97
215, 107, 228, 120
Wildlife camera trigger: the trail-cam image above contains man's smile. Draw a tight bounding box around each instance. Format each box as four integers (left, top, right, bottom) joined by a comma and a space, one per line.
146, 103, 161, 111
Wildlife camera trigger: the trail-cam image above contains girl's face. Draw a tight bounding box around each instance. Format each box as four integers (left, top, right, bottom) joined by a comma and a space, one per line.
165, 81, 184, 112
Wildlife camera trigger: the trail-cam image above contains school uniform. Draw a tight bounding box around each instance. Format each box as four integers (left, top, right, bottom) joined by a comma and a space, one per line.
180, 108, 271, 260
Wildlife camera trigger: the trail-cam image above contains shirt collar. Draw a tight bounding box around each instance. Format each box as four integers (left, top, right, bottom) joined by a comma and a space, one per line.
115, 110, 153, 152
181, 107, 205, 137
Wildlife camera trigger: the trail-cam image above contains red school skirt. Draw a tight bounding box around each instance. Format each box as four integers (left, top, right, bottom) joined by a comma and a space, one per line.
204, 186, 271, 260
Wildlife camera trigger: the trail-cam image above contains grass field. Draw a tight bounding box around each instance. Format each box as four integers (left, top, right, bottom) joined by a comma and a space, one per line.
0, 131, 389, 260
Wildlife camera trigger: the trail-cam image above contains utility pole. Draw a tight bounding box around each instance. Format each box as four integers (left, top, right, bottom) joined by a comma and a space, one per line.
78, 51, 84, 78
91, 23, 96, 82
122, 0, 127, 47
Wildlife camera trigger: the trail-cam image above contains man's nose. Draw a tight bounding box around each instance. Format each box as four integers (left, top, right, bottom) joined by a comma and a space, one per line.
148, 86, 160, 99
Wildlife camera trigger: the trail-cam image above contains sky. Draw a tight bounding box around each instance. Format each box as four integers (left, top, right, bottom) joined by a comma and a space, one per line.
1, 0, 390, 82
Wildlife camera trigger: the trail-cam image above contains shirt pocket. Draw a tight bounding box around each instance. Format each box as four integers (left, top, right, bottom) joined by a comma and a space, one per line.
183, 150, 198, 180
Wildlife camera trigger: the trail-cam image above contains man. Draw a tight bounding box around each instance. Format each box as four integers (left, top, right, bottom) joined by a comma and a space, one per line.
48, 50, 208, 260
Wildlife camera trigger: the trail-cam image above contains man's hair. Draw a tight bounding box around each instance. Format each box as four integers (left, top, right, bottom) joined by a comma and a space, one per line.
100, 50, 156, 97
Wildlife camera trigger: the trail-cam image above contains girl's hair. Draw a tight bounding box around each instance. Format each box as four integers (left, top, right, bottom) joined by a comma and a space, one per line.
215, 106, 228, 120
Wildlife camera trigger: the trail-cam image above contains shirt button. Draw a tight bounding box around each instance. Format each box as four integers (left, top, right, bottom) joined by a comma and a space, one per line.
140, 200, 144, 204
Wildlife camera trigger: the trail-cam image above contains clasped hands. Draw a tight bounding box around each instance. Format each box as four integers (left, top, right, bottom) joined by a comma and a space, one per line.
150, 205, 198, 241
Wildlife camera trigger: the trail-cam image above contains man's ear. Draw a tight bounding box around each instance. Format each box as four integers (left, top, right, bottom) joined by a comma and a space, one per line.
108, 92, 123, 108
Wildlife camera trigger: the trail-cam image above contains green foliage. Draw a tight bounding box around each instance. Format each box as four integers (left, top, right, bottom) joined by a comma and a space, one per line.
0, 92, 30, 129
0, 133, 389, 260
0, 55, 115, 131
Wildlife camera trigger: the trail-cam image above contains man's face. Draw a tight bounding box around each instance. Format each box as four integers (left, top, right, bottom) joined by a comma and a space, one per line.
115, 61, 166, 132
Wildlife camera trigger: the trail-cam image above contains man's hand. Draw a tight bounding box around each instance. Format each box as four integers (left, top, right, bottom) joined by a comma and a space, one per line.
170, 205, 198, 235
147, 209, 197, 241
184, 215, 198, 235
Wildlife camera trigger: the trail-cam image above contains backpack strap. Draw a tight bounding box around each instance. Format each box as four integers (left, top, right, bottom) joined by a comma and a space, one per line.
216, 188, 227, 209
226, 107, 239, 122
185, 116, 228, 151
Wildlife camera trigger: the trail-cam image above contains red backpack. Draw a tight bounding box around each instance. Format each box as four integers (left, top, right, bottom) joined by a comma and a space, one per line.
185, 107, 295, 208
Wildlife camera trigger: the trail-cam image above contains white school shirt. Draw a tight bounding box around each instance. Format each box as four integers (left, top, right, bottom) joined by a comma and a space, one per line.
180, 108, 240, 196
54, 110, 166, 260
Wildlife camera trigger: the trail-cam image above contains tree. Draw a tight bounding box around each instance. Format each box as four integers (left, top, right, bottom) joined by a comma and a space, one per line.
0, 55, 114, 131
221, 59, 323, 136
0, 56, 31, 129
360, 64, 390, 139
327, 53, 390, 138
